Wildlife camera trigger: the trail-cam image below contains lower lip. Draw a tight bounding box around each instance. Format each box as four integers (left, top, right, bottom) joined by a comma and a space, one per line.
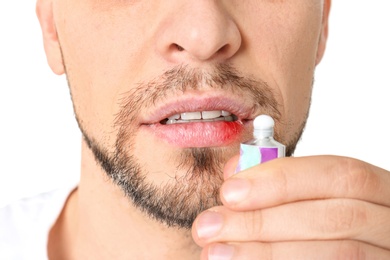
145, 121, 245, 148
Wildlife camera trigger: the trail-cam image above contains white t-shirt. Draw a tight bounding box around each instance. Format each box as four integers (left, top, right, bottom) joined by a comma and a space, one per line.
0, 185, 76, 260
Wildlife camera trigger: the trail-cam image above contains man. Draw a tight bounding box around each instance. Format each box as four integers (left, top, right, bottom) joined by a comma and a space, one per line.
1, 0, 389, 259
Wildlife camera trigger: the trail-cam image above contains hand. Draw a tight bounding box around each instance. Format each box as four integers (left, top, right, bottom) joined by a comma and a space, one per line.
192, 156, 390, 259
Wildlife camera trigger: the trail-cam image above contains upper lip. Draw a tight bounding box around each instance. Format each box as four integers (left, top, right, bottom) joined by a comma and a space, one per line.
141, 92, 259, 125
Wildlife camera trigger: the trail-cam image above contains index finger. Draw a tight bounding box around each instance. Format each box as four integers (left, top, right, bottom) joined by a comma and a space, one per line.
221, 155, 390, 210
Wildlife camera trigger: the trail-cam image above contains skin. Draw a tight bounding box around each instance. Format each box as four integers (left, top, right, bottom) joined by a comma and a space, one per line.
35, 0, 390, 259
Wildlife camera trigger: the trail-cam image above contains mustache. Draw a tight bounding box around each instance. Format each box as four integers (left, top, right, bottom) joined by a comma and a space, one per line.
114, 63, 281, 128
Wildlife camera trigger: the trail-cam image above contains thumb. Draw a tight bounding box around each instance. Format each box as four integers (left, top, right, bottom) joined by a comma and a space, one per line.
223, 154, 240, 180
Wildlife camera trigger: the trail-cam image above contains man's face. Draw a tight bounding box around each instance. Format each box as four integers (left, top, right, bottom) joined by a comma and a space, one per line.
39, 0, 329, 228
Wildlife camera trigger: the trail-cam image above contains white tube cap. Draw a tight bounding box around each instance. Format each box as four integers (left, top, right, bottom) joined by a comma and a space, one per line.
253, 115, 274, 138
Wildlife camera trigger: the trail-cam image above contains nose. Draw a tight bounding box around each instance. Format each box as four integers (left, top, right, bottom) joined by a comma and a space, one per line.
156, 1, 242, 64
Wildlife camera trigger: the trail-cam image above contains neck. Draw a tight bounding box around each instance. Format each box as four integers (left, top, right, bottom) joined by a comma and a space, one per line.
54, 140, 201, 259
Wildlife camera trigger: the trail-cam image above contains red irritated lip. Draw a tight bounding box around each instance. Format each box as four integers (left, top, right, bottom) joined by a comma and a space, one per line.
140, 96, 255, 148
147, 120, 245, 148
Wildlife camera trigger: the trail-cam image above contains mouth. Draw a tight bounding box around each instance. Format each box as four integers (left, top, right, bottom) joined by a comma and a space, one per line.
160, 110, 238, 125
140, 95, 257, 148
143, 94, 255, 125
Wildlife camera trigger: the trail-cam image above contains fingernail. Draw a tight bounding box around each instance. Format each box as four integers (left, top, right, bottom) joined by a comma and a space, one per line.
196, 211, 223, 239
221, 178, 251, 205
208, 243, 235, 260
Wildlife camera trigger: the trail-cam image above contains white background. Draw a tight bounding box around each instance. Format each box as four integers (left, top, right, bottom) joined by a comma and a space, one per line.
1, 2, 389, 207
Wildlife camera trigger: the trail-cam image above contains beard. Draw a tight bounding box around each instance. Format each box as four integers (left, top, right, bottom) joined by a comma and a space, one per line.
68, 64, 306, 229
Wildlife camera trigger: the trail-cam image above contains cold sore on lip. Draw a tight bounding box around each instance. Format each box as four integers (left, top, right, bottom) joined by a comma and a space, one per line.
147, 111, 246, 148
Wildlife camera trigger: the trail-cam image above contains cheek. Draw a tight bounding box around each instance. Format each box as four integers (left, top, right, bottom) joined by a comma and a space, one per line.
245, 5, 321, 134
56, 4, 154, 147
280, 33, 318, 132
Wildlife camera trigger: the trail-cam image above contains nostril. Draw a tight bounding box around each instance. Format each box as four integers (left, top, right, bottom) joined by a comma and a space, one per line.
168, 44, 185, 53
217, 44, 231, 55
174, 44, 185, 51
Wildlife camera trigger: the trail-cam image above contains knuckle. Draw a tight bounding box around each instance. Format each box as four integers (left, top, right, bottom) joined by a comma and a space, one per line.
335, 240, 368, 260
242, 210, 264, 239
269, 167, 289, 203
333, 157, 379, 197
323, 199, 368, 234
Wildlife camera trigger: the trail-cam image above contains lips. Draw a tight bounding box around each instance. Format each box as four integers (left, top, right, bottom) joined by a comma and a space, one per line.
140, 95, 256, 148
161, 110, 237, 125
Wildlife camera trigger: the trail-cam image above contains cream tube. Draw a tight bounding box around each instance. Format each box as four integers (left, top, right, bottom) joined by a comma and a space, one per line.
235, 115, 285, 172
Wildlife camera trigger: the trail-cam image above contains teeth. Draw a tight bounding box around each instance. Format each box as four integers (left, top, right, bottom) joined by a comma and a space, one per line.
164, 110, 237, 125
181, 112, 202, 120
168, 114, 180, 120
221, 111, 231, 116
201, 110, 222, 119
